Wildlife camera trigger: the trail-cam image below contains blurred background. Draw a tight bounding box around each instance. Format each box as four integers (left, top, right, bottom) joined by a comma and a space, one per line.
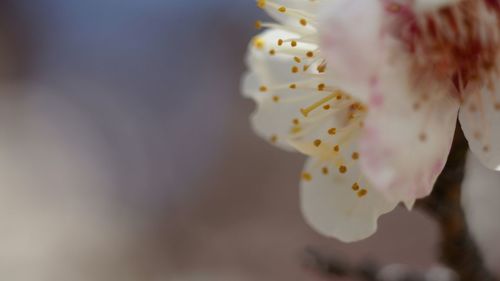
0, 0, 497, 280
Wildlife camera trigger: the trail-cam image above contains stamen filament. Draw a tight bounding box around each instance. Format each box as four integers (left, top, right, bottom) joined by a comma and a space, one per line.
300, 91, 342, 117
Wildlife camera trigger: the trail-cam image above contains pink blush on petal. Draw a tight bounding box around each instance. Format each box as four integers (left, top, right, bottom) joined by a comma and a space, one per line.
429, 159, 446, 181
432, 159, 445, 175
370, 93, 384, 108
369, 77, 384, 108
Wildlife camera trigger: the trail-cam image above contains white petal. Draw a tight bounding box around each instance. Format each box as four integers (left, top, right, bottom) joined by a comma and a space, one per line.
301, 155, 398, 242
462, 150, 500, 272
459, 81, 500, 171
288, 97, 366, 159
317, 0, 461, 201
318, 0, 384, 103
245, 29, 315, 87
243, 28, 357, 153
242, 29, 318, 149
359, 62, 460, 202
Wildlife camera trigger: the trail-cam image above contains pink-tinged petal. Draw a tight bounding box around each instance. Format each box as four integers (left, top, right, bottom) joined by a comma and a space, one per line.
301, 155, 398, 242
359, 62, 460, 202
318, 0, 385, 103
459, 81, 500, 171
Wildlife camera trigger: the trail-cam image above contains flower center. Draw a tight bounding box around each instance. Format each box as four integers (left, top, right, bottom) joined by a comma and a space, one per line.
389, 0, 500, 100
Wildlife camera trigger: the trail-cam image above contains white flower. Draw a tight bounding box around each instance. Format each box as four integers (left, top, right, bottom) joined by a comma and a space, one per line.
242, 0, 398, 242
319, 0, 500, 200
242, 0, 500, 242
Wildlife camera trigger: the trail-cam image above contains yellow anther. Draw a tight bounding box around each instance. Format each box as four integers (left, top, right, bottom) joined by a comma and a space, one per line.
291, 66, 299, 73
322, 167, 329, 175
292, 118, 300, 125
328, 128, 337, 135
289, 83, 297, 89
257, 0, 266, 8
339, 165, 347, 174
278, 6, 287, 13
277, 39, 284, 46
323, 104, 331, 110
302, 172, 312, 181
333, 145, 340, 152
294, 56, 301, 63
357, 189, 368, 198
352, 183, 360, 191
272, 95, 280, 102
255, 20, 262, 29
269, 49, 276, 55
300, 18, 308, 26
253, 37, 265, 49
306, 51, 314, 58
291, 40, 298, 47
352, 152, 360, 160
313, 139, 322, 147
270, 135, 278, 143
317, 83, 325, 91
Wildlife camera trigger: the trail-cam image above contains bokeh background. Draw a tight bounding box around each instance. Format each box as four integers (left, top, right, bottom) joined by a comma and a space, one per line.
0, 0, 497, 280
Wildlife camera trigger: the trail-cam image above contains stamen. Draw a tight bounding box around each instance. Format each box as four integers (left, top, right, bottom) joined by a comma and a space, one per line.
321, 166, 329, 175
313, 139, 322, 147
357, 189, 368, 198
338, 165, 348, 174
302, 172, 312, 181
300, 92, 340, 117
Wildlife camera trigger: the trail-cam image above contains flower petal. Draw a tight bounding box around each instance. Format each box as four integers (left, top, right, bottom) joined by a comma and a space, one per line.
462, 150, 500, 270
243, 28, 359, 154
318, 0, 384, 103
242, 29, 320, 150
288, 96, 366, 159
459, 81, 500, 171
359, 62, 460, 202
300, 155, 398, 242
245, 29, 316, 87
